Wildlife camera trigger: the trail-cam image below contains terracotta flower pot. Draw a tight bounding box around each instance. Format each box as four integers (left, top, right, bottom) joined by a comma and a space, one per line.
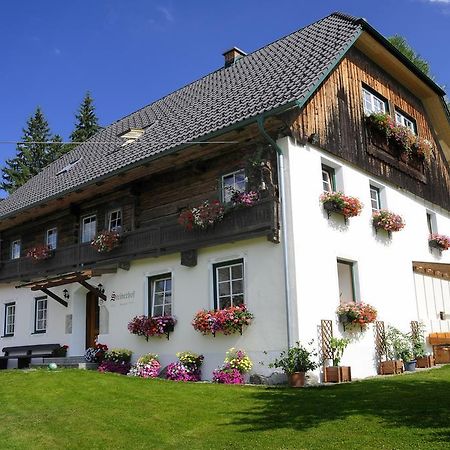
288, 372, 305, 388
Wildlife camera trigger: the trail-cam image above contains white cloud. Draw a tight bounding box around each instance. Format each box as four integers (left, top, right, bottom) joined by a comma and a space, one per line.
157, 6, 174, 22
428, 0, 450, 2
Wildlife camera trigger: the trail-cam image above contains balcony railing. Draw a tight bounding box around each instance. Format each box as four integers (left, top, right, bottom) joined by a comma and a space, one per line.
0, 198, 279, 283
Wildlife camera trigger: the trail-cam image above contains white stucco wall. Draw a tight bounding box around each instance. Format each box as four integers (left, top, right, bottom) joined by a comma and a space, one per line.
0, 237, 287, 378
279, 136, 450, 379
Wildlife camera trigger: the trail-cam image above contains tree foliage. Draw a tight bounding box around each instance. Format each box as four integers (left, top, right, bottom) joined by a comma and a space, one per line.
70, 92, 101, 143
388, 35, 431, 77
1, 107, 64, 194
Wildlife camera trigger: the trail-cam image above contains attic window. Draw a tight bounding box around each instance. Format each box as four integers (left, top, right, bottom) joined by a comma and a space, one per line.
56, 157, 82, 176
120, 128, 145, 146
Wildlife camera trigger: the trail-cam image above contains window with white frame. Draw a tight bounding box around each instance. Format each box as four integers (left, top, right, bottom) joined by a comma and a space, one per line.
46, 228, 58, 250
4, 302, 15, 336
369, 185, 381, 212
11, 240, 21, 260
149, 274, 172, 317
362, 87, 387, 115
395, 110, 416, 134
213, 259, 244, 309
426, 212, 436, 235
222, 169, 246, 202
108, 209, 122, 232
337, 260, 357, 304
322, 165, 336, 192
34, 297, 47, 333
81, 215, 97, 243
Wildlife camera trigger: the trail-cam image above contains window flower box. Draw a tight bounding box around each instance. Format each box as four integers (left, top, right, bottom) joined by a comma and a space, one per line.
178, 199, 225, 231
372, 210, 405, 233
91, 230, 120, 253
429, 234, 450, 251
128, 315, 176, 340
320, 192, 363, 220
192, 304, 253, 336
336, 302, 377, 331
26, 245, 54, 261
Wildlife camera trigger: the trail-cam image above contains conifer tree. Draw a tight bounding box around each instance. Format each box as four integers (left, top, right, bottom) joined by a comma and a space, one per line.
388, 35, 431, 77
0, 107, 61, 194
70, 92, 101, 143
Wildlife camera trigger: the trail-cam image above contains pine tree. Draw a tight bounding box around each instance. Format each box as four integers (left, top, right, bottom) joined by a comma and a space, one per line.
70, 92, 101, 143
0, 107, 61, 194
388, 35, 431, 77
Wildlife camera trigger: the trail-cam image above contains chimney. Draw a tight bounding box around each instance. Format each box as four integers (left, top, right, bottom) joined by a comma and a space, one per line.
222, 47, 247, 67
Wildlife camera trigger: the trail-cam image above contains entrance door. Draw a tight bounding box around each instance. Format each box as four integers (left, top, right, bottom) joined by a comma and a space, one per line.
86, 292, 100, 349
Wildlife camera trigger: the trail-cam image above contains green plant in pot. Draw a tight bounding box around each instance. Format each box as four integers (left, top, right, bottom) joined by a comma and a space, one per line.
325, 337, 352, 382
386, 326, 416, 372
269, 341, 318, 388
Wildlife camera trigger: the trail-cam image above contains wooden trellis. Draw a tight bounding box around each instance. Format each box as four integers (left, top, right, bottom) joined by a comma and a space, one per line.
410, 320, 420, 341
320, 319, 333, 382
375, 320, 387, 373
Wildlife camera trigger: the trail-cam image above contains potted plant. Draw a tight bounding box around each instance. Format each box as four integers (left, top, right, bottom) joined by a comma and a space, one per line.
410, 323, 435, 368
384, 326, 416, 373
372, 210, 405, 234
320, 191, 363, 220
428, 233, 450, 251
91, 230, 120, 253
325, 337, 351, 383
269, 341, 318, 388
178, 199, 225, 231
166, 351, 204, 382
336, 302, 377, 331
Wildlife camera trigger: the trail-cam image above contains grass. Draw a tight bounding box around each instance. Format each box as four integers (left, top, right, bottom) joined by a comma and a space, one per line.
0, 366, 449, 449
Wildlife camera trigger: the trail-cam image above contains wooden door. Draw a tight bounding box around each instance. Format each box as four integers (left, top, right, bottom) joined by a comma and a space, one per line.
86, 292, 100, 349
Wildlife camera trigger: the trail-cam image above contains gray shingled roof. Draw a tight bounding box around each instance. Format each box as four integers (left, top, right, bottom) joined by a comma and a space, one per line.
0, 12, 363, 219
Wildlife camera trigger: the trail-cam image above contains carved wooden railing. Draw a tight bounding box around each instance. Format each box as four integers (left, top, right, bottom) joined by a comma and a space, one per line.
0, 198, 279, 282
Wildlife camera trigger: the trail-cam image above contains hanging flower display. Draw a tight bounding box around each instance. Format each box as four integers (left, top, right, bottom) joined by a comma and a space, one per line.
127, 315, 176, 340
320, 191, 363, 220
372, 210, 405, 233
91, 230, 120, 253
336, 302, 377, 329
178, 200, 225, 231
428, 233, 450, 251
230, 190, 259, 207
26, 245, 54, 261
192, 304, 253, 336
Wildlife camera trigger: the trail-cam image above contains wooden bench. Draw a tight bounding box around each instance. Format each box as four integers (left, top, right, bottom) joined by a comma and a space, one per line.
0, 344, 61, 369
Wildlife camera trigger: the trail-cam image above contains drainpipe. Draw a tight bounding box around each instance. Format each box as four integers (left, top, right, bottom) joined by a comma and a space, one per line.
257, 115, 292, 349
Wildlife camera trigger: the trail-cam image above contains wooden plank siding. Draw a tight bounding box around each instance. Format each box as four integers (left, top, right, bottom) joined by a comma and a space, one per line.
288, 47, 450, 210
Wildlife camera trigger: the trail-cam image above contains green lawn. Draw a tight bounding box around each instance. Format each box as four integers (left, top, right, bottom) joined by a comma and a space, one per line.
0, 366, 449, 449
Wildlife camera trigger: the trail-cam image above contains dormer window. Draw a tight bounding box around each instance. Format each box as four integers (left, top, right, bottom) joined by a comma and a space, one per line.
120, 128, 145, 146
395, 110, 416, 134
362, 87, 387, 115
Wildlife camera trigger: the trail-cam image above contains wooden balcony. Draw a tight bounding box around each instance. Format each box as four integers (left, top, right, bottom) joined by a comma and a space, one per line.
0, 198, 279, 283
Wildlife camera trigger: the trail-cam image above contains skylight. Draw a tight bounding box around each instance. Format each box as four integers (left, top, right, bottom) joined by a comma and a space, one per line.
120, 128, 145, 146
56, 157, 82, 176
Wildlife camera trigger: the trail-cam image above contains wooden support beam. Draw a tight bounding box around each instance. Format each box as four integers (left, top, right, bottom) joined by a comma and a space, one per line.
181, 249, 197, 267
40, 288, 68, 308
78, 280, 107, 301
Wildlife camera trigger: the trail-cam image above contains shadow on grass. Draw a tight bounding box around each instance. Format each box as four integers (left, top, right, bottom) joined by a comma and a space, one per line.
232, 370, 450, 444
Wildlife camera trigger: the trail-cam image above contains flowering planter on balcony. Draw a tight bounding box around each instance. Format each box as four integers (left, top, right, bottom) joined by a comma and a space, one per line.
128, 315, 176, 340
428, 234, 450, 251
26, 245, 54, 262
320, 192, 363, 222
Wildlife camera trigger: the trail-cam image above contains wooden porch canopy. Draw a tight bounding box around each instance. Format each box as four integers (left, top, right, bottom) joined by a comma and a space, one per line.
413, 261, 450, 279
16, 269, 110, 307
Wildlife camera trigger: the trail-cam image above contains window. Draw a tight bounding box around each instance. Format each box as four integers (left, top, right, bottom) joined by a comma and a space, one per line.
81, 215, 97, 243
362, 87, 387, 115
426, 212, 436, 235
222, 169, 246, 202
11, 240, 21, 260
213, 259, 244, 309
337, 260, 356, 304
108, 209, 122, 232
369, 185, 381, 212
322, 165, 336, 192
4, 303, 15, 336
46, 228, 58, 250
149, 274, 172, 317
395, 110, 416, 134
34, 297, 47, 333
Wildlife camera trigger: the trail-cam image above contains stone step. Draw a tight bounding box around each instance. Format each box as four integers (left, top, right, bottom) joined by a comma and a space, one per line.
42, 356, 87, 364
30, 361, 98, 370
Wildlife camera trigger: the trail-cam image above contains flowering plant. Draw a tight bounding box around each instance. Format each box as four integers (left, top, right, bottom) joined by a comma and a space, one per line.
26, 245, 53, 261
128, 353, 161, 378
52, 344, 69, 357
212, 368, 244, 384
429, 233, 450, 251
85, 340, 108, 363
410, 137, 434, 162
127, 315, 176, 340
192, 304, 253, 336
98, 348, 133, 375
91, 230, 120, 253
320, 191, 363, 219
365, 112, 393, 135
372, 209, 405, 233
178, 200, 225, 231
213, 348, 253, 384
336, 302, 377, 328
230, 190, 259, 207
166, 351, 204, 382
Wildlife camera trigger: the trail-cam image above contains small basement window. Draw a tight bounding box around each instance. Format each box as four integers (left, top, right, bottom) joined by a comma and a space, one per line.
120, 128, 145, 146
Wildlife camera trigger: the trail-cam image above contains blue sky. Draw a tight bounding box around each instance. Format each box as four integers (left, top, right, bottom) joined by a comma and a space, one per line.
0, 0, 449, 187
